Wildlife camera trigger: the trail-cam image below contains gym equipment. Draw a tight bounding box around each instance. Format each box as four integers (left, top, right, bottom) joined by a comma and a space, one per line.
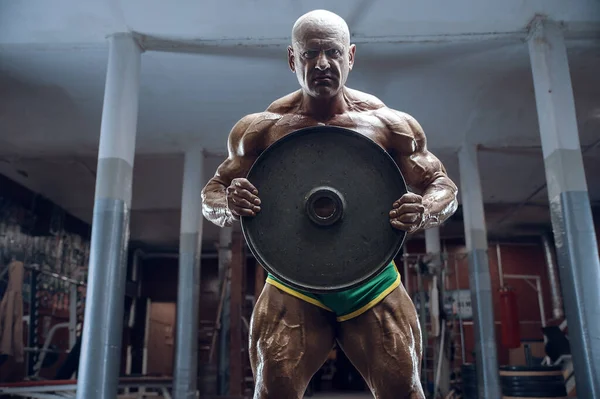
0, 377, 172, 399
499, 286, 521, 349
241, 126, 408, 293
499, 365, 567, 398
460, 363, 477, 399
542, 325, 570, 364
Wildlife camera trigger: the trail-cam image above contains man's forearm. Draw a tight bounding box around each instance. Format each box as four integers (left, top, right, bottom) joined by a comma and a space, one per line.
201, 182, 235, 228
420, 176, 458, 230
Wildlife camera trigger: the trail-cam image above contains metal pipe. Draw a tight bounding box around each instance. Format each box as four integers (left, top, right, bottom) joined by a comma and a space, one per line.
536, 277, 547, 328
454, 257, 466, 363
68, 285, 77, 349
496, 243, 504, 288
27, 263, 86, 286
138, 298, 151, 397
504, 274, 540, 280
541, 234, 564, 320
434, 323, 446, 396
33, 322, 70, 376
462, 320, 552, 326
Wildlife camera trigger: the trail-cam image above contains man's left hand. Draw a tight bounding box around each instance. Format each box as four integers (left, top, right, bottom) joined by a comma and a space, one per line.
389, 193, 425, 233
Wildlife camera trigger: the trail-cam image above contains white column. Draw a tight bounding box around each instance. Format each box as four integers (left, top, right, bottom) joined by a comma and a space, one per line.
173, 146, 205, 399
528, 17, 600, 398
426, 227, 449, 395
218, 226, 233, 284
425, 227, 441, 255
76, 33, 142, 399
458, 144, 500, 399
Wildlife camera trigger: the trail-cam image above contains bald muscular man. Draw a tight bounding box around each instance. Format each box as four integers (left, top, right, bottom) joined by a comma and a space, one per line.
202, 9, 458, 399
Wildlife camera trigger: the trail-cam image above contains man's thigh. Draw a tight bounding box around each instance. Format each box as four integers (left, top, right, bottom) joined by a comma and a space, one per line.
336, 284, 425, 399
249, 283, 336, 399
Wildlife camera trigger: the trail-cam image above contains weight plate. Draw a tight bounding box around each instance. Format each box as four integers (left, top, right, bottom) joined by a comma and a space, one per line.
241, 126, 408, 293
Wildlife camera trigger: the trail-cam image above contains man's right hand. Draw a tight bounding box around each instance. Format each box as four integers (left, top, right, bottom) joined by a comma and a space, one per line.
226, 178, 261, 219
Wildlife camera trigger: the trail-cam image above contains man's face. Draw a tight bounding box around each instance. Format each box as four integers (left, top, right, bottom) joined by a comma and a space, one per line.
288, 26, 355, 99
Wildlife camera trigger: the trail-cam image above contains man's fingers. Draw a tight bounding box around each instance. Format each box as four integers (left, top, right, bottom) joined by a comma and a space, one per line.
395, 213, 420, 224
389, 203, 424, 218
234, 188, 261, 205
232, 197, 261, 213
393, 193, 422, 207
231, 206, 257, 217
233, 178, 259, 195
226, 178, 260, 218
232, 197, 252, 208
390, 220, 418, 232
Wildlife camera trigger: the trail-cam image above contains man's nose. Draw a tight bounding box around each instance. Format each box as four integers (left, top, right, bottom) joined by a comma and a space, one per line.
315, 52, 330, 70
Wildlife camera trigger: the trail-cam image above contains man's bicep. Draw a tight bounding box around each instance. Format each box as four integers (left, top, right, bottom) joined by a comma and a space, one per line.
398, 149, 449, 194
207, 113, 262, 187
211, 155, 254, 187
385, 110, 447, 193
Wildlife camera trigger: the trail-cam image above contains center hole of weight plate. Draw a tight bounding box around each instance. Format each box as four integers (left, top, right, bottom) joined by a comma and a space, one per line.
313, 196, 336, 218
305, 187, 345, 227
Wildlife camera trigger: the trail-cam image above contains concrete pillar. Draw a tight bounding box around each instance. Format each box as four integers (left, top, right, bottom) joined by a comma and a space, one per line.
528, 17, 600, 398
426, 227, 450, 396
425, 227, 441, 255
217, 226, 232, 395
218, 226, 233, 284
173, 147, 205, 399
76, 33, 142, 399
458, 144, 500, 399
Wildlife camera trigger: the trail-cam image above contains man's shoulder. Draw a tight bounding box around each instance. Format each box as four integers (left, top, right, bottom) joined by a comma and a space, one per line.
374, 106, 423, 137
371, 106, 427, 155
230, 90, 301, 133
265, 90, 302, 114
231, 110, 282, 136
345, 87, 386, 111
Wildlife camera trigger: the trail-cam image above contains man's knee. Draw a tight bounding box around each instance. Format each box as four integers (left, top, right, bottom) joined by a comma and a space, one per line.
253, 366, 306, 399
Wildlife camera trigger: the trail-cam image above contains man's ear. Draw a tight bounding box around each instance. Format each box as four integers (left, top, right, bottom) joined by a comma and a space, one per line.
348, 44, 356, 70
288, 46, 295, 72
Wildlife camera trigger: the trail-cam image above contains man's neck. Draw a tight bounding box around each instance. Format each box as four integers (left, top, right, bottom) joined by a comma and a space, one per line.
300, 88, 348, 121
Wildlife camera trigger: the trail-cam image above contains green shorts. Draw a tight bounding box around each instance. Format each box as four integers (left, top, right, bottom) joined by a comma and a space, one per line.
265, 261, 400, 322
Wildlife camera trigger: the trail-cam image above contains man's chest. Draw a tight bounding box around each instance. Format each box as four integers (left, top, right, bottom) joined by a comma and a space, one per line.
263, 112, 390, 149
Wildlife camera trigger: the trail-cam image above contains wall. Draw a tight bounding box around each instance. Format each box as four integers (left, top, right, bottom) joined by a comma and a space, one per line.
146, 302, 176, 376
140, 255, 226, 369
0, 174, 90, 382
402, 232, 587, 367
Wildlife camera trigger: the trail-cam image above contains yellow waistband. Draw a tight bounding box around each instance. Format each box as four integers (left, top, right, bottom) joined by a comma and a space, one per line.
265, 266, 401, 322
265, 277, 333, 312
336, 271, 400, 322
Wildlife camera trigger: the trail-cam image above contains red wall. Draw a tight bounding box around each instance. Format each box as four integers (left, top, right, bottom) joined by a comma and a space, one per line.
402, 239, 562, 366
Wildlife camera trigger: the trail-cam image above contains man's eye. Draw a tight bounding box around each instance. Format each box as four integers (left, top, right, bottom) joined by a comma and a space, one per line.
328, 49, 342, 57
303, 51, 318, 59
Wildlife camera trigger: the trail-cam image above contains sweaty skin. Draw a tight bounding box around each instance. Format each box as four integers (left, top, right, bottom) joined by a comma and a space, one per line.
202, 9, 458, 399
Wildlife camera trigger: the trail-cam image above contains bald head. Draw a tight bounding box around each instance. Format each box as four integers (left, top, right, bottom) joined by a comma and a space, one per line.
288, 9, 356, 99
291, 9, 350, 46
